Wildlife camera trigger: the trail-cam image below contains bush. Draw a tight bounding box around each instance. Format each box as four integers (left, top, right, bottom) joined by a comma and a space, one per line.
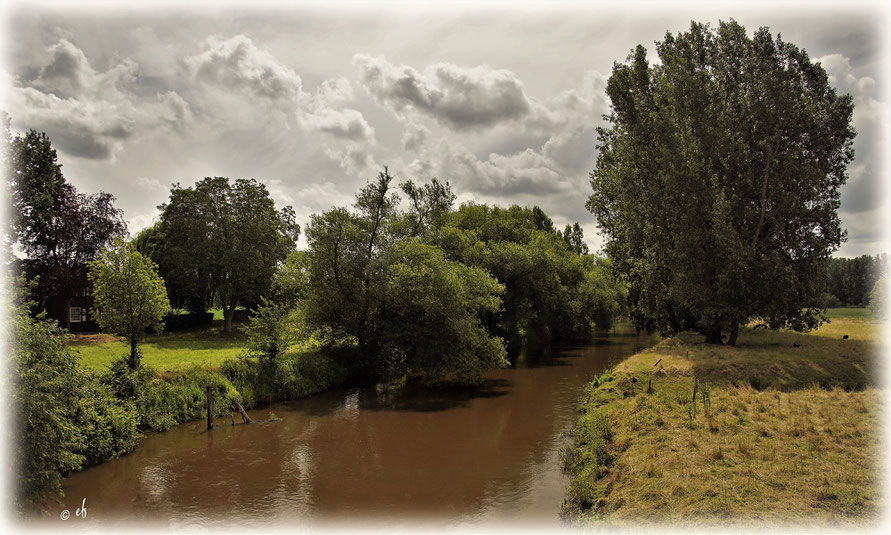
102, 356, 242, 431
12, 310, 86, 508
75, 374, 141, 466
12, 301, 139, 510
221, 350, 347, 409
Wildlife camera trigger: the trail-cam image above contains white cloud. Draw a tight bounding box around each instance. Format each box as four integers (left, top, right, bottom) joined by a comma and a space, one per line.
301, 107, 375, 143
186, 34, 375, 144
186, 34, 304, 101
819, 54, 889, 218
353, 54, 533, 130
5, 38, 191, 160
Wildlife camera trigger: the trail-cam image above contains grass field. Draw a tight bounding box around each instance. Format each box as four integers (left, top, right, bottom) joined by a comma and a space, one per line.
71, 322, 248, 371
824, 307, 873, 319
562, 314, 886, 527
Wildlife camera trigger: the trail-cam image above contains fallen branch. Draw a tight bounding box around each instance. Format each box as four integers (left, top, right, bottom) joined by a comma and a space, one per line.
236, 402, 254, 423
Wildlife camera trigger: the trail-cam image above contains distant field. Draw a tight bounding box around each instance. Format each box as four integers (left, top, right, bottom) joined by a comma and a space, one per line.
818, 308, 885, 344
825, 307, 872, 320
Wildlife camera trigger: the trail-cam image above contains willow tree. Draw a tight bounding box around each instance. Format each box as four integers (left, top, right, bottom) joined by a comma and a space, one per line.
587, 20, 856, 344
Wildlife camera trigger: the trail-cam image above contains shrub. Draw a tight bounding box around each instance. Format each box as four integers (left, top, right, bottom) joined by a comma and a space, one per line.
75, 374, 141, 465
101, 356, 241, 431
12, 310, 86, 508
221, 350, 347, 409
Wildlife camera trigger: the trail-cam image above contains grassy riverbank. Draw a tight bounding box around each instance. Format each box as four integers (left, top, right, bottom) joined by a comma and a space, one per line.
67, 321, 347, 425
562, 313, 885, 527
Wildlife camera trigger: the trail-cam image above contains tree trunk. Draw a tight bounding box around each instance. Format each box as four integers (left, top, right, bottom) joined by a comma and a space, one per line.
704, 325, 724, 345
223, 306, 234, 333
728, 323, 740, 346
64, 296, 72, 331
129, 337, 140, 370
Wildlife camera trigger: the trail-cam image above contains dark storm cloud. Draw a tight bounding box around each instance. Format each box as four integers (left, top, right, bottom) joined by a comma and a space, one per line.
33, 38, 90, 98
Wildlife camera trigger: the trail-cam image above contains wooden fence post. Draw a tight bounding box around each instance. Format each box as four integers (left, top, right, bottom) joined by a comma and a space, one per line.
206, 385, 213, 429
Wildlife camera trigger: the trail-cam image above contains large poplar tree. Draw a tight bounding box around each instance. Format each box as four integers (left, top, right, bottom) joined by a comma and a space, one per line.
587, 20, 856, 344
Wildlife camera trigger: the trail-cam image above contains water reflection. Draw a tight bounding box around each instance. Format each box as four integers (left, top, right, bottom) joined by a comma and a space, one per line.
56, 329, 656, 527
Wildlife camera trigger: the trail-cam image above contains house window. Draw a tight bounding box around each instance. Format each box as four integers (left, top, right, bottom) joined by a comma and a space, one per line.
69, 307, 82, 323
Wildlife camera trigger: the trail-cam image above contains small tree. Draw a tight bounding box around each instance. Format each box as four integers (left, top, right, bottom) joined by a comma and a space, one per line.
88, 238, 170, 369
243, 297, 300, 366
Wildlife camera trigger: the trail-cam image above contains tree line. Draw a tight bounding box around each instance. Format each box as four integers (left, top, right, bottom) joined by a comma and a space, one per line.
824, 255, 887, 308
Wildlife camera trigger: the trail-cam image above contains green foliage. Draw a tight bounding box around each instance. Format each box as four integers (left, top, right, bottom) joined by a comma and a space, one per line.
301, 167, 625, 376
868, 276, 888, 320
7, 129, 67, 252
272, 250, 311, 306
75, 373, 141, 466
562, 222, 590, 256
88, 237, 171, 368
399, 177, 457, 237
149, 177, 299, 331
302, 168, 511, 383
827, 254, 888, 307
10, 279, 140, 511
587, 20, 856, 344
378, 239, 508, 384
102, 356, 242, 431
6, 128, 127, 316
221, 350, 347, 407
438, 203, 624, 352
11, 296, 85, 508
243, 298, 301, 366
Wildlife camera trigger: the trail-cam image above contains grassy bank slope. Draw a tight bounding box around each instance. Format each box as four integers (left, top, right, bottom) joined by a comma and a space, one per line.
562, 315, 885, 527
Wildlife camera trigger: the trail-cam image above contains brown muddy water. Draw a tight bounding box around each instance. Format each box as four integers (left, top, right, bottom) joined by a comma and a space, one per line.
53, 329, 656, 528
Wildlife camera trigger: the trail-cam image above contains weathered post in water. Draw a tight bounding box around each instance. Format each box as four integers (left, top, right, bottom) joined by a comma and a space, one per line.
206, 385, 213, 429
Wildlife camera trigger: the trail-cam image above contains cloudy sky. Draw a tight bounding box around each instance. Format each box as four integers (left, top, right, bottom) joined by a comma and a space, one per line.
2, 1, 888, 257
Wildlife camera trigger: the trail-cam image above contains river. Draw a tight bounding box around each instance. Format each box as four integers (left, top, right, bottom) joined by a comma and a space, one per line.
55, 328, 656, 528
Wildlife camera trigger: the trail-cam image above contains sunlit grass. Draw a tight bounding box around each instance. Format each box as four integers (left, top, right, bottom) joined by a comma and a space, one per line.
563, 316, 885, 526
814, 308, 885, 344
70, 320, 319, 373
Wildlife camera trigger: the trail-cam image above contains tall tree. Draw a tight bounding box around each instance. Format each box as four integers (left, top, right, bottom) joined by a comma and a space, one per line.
562, 223, 590, 256
6, 128, 127, 324
153, 177, 299, 331
88, 238, 171, 369
587, 20, 856, 344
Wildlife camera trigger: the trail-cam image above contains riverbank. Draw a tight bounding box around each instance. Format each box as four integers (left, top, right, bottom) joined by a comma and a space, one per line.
561, 315, 885, 527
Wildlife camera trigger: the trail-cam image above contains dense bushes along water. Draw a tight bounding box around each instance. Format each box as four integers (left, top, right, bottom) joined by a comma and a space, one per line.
11, 302, 347, 512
